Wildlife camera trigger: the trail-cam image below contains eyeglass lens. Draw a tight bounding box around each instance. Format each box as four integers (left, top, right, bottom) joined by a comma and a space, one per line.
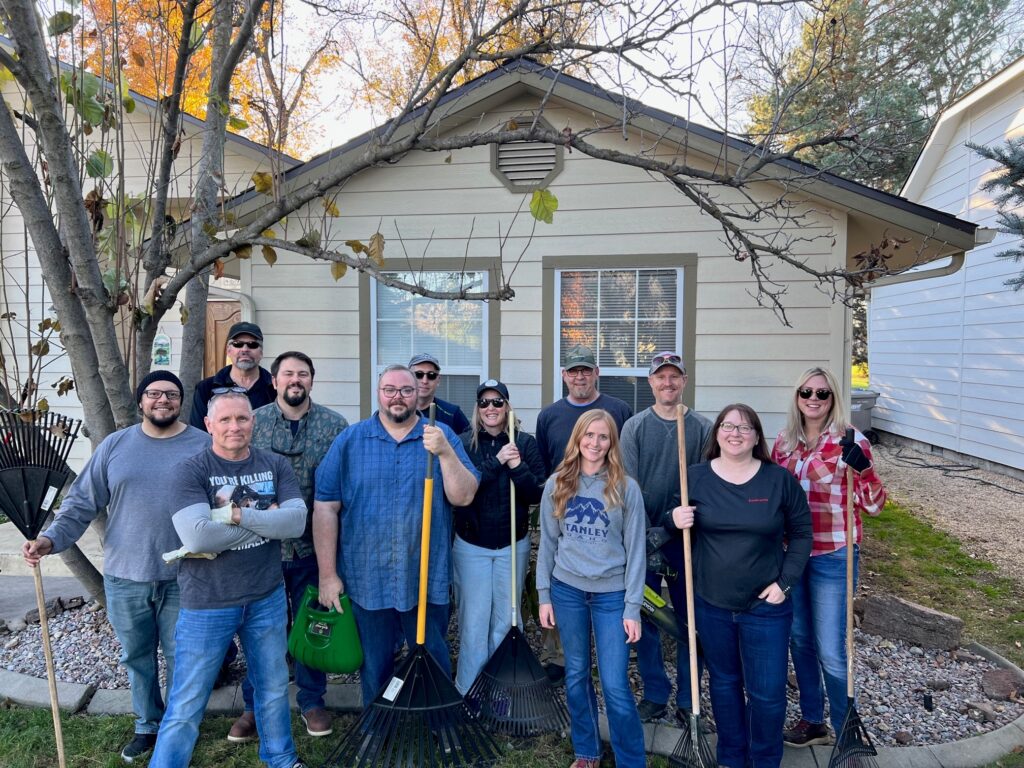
654, 354, 681, 365
720, 422, 753, 434
478, 398, 505, 409
212, 386, 248, 395
798, 388, 832, 400
230, 341, 261, 349
143, 389, 181, 401
414, 370, 439, 380
381, 386, 415, 398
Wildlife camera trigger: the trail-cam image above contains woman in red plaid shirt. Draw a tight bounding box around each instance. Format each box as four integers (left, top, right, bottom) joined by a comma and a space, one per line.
771, 367, 887, 748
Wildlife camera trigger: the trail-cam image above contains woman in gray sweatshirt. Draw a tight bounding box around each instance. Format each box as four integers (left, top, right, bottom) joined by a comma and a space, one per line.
536, 409, 647, 768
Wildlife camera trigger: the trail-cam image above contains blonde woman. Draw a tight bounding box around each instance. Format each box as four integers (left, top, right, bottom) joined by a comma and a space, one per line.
452, 380, 545, 694
536, 410, 646, 768
772, 367, 887, 747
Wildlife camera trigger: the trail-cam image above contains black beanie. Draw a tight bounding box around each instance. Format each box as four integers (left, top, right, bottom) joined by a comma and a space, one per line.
136, 371, 185, 405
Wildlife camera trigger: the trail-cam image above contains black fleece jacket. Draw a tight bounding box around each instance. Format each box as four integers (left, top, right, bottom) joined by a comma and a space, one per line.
454, 427, 545, 549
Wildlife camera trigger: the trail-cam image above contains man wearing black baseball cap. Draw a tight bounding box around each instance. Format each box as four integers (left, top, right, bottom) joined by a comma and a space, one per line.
408, 352, 470, 434
189, 321, 276, 431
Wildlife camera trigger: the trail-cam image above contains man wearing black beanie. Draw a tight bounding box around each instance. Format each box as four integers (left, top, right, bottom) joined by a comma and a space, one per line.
24, 369, 211, 764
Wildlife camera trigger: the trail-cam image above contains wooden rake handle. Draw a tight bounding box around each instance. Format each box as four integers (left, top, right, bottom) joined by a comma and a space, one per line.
33, 559, 67, 768
508, 411, 519, 627
845, 448, 856, 698
676, 404, 701, 717
415, 404, 437, 646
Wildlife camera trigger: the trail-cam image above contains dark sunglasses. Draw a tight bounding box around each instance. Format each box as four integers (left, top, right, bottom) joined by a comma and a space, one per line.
477, 397, 506, 409
652, 353, 682, 366
414, 370, 439, 380
229, 341, 261, 349
798, 387, 832, 400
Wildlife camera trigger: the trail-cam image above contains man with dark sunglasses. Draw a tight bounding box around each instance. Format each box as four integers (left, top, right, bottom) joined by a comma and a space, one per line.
408, 352, 470, 435
189, 322, 276, 431
222, 352, 349, 743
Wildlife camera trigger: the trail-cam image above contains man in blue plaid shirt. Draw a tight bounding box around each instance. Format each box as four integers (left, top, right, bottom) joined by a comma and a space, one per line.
313, 364, 479, 706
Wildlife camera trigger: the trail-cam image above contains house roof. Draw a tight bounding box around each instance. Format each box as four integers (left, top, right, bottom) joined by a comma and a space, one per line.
902, 53, 1024, 201
223, 57, 979, 252
0, 34, 301, 168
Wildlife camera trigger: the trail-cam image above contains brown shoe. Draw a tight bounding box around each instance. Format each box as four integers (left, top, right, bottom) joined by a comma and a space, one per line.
227, 711, 257, 743
301, 708, 333, 737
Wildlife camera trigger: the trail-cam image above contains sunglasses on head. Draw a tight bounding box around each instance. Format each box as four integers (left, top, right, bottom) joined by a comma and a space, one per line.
798, 387, 832, 400
414, 370, 439, 380
477, 397, 506, 409
652, 353, 682, 366
229, 340, 261, 349
212, 386, 248, 396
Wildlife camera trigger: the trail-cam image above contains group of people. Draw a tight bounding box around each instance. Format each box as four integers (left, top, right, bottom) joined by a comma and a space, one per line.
21, 320, 886, 768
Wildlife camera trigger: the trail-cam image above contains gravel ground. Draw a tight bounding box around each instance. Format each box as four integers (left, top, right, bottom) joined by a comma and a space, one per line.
1, 437, 1022, 748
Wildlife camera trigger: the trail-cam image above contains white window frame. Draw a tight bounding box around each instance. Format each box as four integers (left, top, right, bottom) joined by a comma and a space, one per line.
553, 267, 684, 397
369, 270, 489, 385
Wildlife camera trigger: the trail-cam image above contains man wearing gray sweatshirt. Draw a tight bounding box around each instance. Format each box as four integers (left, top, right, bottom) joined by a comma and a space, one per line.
22, 371, 211, 763
148, 390, 308, 768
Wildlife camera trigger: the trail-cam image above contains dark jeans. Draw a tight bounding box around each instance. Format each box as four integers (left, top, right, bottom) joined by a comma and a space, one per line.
695, 593, 792, 768
241, 554, 327, 713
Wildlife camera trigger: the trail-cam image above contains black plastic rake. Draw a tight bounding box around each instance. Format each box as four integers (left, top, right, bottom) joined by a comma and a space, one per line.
322, 405, 500, 767
463, 411, 568, 737
0, 408, 82, 768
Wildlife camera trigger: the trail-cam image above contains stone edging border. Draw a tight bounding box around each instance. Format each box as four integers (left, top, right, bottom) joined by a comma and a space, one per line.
1, 643, 1022, 767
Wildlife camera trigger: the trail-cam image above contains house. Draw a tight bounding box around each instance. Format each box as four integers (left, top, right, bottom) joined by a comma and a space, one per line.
868, 56, 1024, 472
212, 58, 983, 439
0, 38, 298, 467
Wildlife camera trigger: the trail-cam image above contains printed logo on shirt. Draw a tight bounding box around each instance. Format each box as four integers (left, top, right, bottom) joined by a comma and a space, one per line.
563, 496, 611, 539
748, 497, 769, 503
210, 476, 278, 551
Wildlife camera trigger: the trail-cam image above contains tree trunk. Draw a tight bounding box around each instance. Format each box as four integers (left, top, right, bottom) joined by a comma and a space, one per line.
56, 545, 105, 606
179, 270, 211, 423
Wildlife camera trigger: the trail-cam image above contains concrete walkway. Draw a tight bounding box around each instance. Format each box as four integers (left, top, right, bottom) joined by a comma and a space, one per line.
2, 522, 1023, 765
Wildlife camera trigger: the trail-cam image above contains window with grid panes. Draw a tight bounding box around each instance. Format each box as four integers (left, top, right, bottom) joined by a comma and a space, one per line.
556, 268, 681, 412
372, 271, 486, 416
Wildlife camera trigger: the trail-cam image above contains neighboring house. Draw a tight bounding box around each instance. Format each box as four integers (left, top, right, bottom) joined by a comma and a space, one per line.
213, 58, 983, 439
0, 38, 298, 468
869, 56, 1024, 472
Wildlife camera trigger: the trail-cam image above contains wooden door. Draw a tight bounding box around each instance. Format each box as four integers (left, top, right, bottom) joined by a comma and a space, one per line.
204, 301, 241, 377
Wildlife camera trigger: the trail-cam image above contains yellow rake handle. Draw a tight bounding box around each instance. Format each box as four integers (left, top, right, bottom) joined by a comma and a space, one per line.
416, 404, 437, 646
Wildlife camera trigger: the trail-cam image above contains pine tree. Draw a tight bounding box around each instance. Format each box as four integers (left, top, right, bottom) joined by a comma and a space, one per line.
971, 138, 1024, 291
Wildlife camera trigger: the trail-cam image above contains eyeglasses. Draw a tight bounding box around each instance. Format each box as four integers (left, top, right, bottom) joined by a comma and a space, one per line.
414, 370, 439, 380
720, 422, 754, 435
566, 367, 594, 378
798, 388, 832, 401
477, 397, 506, 409
212, 386, 248, 396
229, 341, 261, 350
142, 389, 181, 401
652, 353, 682, 367
380, 385, 416, 399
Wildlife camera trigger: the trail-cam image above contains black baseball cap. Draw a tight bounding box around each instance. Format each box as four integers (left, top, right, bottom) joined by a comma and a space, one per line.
476, 379, 510, 401
227, 322, 263, 341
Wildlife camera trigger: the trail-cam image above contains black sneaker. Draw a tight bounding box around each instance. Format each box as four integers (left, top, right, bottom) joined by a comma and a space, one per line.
675, 708, 712, 734
120, 733, 157, 763
636, 699, 668, 722
783, 719, 830, 747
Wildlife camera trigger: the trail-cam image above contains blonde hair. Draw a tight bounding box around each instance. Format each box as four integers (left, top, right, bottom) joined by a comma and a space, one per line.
550, 410, 626, 518
468, 390, 522, 451
777, 366, 850, 452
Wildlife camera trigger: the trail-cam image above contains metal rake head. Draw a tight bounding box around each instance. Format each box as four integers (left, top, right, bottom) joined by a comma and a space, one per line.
669, 712, 718, 768
828, 706, 878, 768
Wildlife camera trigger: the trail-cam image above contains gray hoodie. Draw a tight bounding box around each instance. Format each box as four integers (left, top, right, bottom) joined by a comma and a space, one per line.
536, 471, 646, 621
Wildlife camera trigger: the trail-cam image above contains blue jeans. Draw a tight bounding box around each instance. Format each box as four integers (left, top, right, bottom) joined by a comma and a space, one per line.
790, 546, 858, 734
150, 586, 297, 768
635, 538, 703, 709
695, 594, 792, 768
452, 535, 530, 694
350, 599, 451, 707
551, 578, 646, 768
103, 574, 179, 736
241, 555, 327, 713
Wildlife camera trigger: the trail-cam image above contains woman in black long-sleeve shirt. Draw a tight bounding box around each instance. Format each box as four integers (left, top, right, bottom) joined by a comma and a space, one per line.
452, 379, 546, 694
667, 403, 811, 768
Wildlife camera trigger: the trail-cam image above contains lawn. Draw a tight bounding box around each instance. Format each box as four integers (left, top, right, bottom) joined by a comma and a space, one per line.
852, 363, 869, 389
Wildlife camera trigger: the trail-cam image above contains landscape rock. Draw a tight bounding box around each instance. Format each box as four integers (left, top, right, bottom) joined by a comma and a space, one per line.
927, 678, 951, 691
966, 700, 999, 723
859, 594, 964, 650
895, 731, 913, 745
25, 598, 64, 625
981, 668, 1022, 701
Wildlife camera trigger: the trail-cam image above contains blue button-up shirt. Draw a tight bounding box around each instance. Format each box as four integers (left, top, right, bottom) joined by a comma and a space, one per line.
314, 412, 479, 611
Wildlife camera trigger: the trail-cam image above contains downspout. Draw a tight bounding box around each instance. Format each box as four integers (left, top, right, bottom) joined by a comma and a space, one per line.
864, 227, 995, 289
208, 284, 257, 320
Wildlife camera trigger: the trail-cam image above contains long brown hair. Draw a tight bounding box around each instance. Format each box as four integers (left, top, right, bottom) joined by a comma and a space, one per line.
550, 410, 627, 518
705, 403, 772, 463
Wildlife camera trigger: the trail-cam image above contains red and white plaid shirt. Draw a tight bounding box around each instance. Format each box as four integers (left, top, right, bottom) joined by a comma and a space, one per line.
772, 426, 886, 556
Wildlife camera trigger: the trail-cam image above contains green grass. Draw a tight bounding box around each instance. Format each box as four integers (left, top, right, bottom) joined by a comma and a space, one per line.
851, 363, 869, 389
862, 501, 1024, 668
0, 706, 673, 767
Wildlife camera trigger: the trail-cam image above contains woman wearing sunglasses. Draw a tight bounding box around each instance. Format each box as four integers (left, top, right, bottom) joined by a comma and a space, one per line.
771, 367, 887, 748
668, 404, 811, 768
452, 380, 546, 694
537, 409, 646, 768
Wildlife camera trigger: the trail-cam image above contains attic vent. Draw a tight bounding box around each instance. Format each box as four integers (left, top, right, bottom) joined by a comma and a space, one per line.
490, 118, 563, 192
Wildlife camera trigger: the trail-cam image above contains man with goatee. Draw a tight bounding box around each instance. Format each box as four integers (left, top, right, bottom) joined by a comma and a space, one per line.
22, 372, 210, 764
313, 364, 479, 707
225, 352, 349, 742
